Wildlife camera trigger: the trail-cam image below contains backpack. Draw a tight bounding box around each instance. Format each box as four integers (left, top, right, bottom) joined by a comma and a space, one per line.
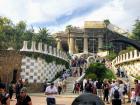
114, 88, 120, 99
123, 84, 127, 94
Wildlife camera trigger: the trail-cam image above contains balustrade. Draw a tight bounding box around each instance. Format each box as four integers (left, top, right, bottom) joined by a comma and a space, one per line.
20, 41, 68, 61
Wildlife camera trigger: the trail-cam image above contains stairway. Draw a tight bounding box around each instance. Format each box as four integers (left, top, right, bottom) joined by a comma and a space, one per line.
64, 77, 79, 94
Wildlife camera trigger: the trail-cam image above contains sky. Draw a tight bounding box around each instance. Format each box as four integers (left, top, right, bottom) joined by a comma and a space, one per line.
0, 0, 139, 33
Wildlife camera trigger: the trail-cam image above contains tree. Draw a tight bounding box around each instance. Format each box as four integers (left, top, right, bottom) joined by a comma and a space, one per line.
86, 62, 107, 80
0, 16, 56, 50
132, 19, 140, 41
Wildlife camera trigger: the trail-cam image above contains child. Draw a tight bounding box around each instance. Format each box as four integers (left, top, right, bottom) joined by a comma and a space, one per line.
130, 88, 136, 105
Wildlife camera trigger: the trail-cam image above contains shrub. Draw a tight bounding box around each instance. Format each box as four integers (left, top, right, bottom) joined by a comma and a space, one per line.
85, 62, 115, 81
85, 73, 97, 80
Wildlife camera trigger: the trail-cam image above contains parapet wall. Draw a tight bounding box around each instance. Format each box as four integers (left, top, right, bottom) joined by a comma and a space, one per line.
112, 50, 140, 77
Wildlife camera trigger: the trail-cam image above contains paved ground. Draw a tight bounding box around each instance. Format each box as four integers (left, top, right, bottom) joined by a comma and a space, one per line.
10, 93, 131, 105
10, 93, 76, 105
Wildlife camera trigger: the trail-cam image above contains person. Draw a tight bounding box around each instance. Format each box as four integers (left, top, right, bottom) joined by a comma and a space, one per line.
96, 80, 103, 99
110, 82, 123, 105
134, 79, 140, 105
0, 82, 10, 105
103, 79, 110, 104
16, 87, 32, 105
84, 80, 92, 93
45, 82, 58, 105
15, 79, 23, 99
72, 93, 105, 105
57, 80, 62, 95
8, 81, 14, 100
126, 79, 131, 103
130, 88, 136, 105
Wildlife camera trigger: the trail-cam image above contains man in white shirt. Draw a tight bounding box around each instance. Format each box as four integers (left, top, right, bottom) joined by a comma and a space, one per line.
45, 83, 58, 105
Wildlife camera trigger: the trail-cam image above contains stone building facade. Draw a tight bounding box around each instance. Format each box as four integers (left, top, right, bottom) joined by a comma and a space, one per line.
54, 21, 128, 55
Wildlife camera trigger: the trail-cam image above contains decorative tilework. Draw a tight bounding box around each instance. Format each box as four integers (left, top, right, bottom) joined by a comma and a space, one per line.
20, 56, 66, 83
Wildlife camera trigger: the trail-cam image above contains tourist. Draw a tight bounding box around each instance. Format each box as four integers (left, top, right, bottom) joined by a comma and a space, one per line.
15, 79, 23, 99
16, 87, 32, 105
62, 78, 67, 92
126, 79, 131, 103
8, 81, 14, 100
72, 93, 105, 105
103, 79, 110, 104
0, 83, 10, 105
110, 82, 122, 105
84, 80, 92, 93
96, 80, 103, 99
130, 88, 136, 105
118, 80, 126, 104
45, 82, 58, 105
83, 78, 87, 91
116, 67, 120, 77
134, 79, 140, 105
79, 67, 83, 76
57, 80, 62, 95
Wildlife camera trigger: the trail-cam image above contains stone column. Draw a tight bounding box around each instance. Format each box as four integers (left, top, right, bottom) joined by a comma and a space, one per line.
83, 35, 88, 53
49, 46, 52, 54
69, 36, 75, 54
56, 38, 61, 50
130, 51, 133, 59
31, 41, 36, 51
98, 35, 103, 51
134, 50, 137, 58
21, 41, 28, 51
126, 53, 128, 60
38, 42, 42, 52
44, 44, 48, 53
53, 48, 56, 56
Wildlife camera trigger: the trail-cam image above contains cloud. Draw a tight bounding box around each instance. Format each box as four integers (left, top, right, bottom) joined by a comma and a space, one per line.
0, 0, 139, 33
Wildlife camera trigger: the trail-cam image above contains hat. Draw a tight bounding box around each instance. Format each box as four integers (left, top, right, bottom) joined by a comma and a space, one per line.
20, 87, 27, 93
0, 83, 6, 89
72, 93, 105, 105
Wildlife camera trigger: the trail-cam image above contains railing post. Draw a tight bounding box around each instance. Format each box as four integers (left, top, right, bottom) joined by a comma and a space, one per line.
49, 46, 52, 55
20, 41, 28, 51
44, 44, 48, 53
38, 42, 42, 52
31, 41, 36, 51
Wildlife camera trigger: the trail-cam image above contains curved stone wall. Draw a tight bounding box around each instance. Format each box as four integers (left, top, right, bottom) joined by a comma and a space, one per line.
112, 50, 140, 77
20, 56, 65, 83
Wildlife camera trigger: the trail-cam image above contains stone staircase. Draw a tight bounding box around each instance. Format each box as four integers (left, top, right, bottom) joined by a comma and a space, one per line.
64, 77, 79, 94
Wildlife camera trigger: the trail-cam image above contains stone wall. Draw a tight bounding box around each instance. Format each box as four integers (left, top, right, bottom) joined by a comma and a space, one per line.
20, 56, 66, 83
0, 50, 22, 83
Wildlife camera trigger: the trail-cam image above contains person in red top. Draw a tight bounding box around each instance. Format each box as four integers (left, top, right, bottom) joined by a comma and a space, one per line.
134, 79, 140, 105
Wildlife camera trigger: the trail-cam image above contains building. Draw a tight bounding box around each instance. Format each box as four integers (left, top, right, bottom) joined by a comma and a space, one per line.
54, 21, 128, 55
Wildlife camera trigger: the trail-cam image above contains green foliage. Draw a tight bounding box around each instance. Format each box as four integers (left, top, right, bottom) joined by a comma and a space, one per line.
85, 73, 97, 80
106, 51, 117, 60
136, 76, 140, 80
86, 63, 106, 80
105, 69, 116, 80
104, 19, 110, 26
118, 47, 135, 55
132, 19, 140, 41
85, 62, 115, 80
0, 16, 56, 50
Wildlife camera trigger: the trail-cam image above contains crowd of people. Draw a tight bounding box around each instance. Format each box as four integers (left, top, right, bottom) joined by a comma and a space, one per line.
0, 79, 32, 105
71, 77, 140, 105
116, 66, 128, 78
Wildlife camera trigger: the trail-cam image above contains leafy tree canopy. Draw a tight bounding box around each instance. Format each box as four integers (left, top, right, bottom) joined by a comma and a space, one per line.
0, 16, 55, 50
132, 19, 140, 41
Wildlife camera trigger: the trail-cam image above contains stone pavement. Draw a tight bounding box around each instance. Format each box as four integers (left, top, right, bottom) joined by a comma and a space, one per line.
10, 93, 131, 105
